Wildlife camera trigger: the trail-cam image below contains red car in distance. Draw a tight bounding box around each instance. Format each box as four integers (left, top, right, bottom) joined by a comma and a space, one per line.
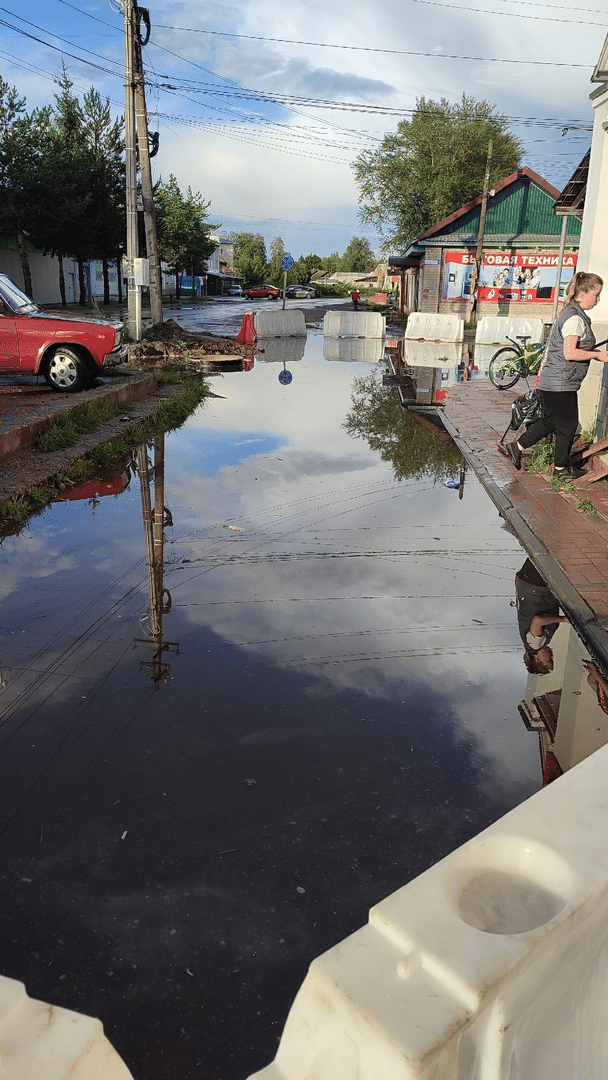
0, 273, 127, 392
241, 284, 280, 300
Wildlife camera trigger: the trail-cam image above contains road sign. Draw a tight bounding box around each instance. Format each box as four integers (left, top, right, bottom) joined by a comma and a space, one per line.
280, 255, 294, 271
278, 370, 293, 385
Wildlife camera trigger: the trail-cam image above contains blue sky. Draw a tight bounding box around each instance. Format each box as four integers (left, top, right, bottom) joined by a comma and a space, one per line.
0, 0, 605, 258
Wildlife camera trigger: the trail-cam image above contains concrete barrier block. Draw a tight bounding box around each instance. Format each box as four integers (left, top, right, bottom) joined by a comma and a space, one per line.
249, 741, 608, 1080
475, 317, 544, 345
323, 312, 386, 338
404, 313, 464, 342
254, 309, 307, 338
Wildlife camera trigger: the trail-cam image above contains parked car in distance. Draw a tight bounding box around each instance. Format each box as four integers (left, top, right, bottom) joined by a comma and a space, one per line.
242, 284, 280, 300
285, 284, 317, 299
226, 284, 242, 296
0, 273, 127, 392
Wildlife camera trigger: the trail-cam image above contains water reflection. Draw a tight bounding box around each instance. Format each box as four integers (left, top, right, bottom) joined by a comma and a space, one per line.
516, 560, 608, 783
344, 365, 463, 483
133, 438, 179, 683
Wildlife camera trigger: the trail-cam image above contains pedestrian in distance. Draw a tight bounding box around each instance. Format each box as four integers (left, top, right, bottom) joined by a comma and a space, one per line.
351, 288, 361, 310
505, 272, 608, 479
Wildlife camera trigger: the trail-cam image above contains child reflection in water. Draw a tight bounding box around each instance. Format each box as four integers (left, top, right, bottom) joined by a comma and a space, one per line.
515, 559, 569, 675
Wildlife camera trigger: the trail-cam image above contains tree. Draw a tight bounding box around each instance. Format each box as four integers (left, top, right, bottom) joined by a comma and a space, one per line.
341, 236, 376, 272
344, 369, 461, 483
230, 232, 267, 283
155, 174, 217, 298
0, 78, 51, 297
32, 68, 96, 305
81, 88, 124, 305
353, 94, 522, 250
268, 236, 287, 284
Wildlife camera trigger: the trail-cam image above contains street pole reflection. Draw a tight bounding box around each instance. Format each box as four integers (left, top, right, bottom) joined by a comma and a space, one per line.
134, 436, 179, 684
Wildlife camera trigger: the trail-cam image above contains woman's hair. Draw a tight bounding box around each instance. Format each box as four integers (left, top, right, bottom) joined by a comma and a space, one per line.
523, 648, 554, 675
566, 271, 603, 303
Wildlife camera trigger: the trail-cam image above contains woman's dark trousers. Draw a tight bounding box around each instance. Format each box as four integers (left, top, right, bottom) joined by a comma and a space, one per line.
518, 390, 579, 469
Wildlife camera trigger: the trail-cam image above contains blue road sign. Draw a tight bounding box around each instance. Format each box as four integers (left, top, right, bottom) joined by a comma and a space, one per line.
278, 370, 293, 385
280, 255, 294, 271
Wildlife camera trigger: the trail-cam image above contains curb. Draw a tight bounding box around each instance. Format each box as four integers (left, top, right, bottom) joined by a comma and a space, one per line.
0, 373, 157, 463
440, 408, 608, 668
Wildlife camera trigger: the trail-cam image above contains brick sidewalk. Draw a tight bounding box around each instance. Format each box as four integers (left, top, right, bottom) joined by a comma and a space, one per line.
442, 379, 608, 665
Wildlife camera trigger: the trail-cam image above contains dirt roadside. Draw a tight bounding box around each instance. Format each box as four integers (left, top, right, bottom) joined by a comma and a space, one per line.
0, 323, 251, 506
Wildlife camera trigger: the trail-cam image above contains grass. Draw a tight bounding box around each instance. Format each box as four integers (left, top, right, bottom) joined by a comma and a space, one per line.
37, 399, 132, 452
578, 497, 599, 515
0, 379, 209, 536
526, 439, 554, 475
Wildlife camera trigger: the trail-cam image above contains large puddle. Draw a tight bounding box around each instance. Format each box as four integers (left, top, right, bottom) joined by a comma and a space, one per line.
0, 330, 603, 1079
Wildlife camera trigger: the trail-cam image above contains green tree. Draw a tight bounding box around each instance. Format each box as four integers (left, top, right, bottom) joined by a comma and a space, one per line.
353, 94, 522, 250
268, 236, 287, 284
31, 68, 96, 304
230, 231, 267, 283
341, 236, 376, 272
0, 78, 51, 297
344, 369, 461, 483
81, 88, 124, 305
155, 174, 217, 298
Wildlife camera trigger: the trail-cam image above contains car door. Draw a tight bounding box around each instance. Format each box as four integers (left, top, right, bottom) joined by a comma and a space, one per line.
0, 300, 20, 369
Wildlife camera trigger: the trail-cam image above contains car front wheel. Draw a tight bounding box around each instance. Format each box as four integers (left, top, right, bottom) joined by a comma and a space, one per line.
44, 346, 92, 392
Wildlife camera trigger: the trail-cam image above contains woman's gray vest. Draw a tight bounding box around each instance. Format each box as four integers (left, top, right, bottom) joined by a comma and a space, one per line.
539, 301, 596, 392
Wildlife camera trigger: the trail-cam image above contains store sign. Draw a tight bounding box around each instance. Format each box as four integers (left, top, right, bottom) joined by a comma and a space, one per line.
443, 250, 578, 304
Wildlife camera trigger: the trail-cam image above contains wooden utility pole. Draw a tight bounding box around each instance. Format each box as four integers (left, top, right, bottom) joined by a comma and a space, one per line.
467, 139, 493, 324
133, 16, 163, 327
122, 0, 139, 338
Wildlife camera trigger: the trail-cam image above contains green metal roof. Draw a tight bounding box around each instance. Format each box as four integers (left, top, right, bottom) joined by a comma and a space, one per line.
442, 177, 581, 238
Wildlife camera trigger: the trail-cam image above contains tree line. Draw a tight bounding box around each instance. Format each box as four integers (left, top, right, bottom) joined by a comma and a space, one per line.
0, 71, 218, 306
230, 234, 377, 287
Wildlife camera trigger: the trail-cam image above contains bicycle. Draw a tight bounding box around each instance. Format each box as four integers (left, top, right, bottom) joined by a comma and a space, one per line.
488, 335, 546, 390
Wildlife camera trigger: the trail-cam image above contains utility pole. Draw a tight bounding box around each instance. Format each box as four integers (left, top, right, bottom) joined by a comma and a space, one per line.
133, 11, 163, 327
122, 0, 139, 338
467, 139, 493, 324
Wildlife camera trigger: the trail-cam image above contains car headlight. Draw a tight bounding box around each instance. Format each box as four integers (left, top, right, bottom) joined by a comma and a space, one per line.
114, 328, 122, 348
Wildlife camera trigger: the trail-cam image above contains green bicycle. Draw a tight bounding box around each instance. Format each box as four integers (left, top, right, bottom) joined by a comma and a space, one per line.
488, 335, 546, 389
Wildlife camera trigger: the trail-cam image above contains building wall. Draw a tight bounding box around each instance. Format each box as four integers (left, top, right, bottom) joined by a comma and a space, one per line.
0, 249, 78, 305
577, 82, 608, 429
419, 243, 579, 325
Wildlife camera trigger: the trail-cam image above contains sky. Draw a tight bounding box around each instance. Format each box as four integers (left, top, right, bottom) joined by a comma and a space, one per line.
0, 0, 606, 259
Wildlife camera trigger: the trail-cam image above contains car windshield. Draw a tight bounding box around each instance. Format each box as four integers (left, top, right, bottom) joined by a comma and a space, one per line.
0, 275, 39, 313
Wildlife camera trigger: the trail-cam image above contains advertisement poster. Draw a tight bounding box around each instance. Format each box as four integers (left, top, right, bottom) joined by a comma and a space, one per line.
443, 251, 578, 304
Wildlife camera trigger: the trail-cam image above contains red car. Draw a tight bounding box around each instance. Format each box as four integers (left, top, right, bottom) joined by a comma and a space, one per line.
242, 284, 280, 300
0, 273, 127, 392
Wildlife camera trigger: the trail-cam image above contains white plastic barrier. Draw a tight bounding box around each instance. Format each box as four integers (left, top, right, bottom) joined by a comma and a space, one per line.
0, 976, 134, 1080
323, 312, 386, 338
404, 312, 464, 342
255, 338, 306, 364
323, 338, 385, 363
475, 316, 544, 345
254, 309, 307, 338
401, 341, 461, 367
249, 740, 608, 1080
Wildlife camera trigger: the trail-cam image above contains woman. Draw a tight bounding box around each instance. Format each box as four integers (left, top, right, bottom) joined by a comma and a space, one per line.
505, 272, 608, 479
515, 559, 569, 675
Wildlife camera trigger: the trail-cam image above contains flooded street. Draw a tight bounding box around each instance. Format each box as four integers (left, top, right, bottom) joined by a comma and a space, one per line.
0, 328, 561, 1079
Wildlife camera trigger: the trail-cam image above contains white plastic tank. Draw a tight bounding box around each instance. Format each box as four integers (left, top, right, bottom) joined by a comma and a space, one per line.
254, 309, 307, 338
248, 740, 608, 1080
323, 311, 386, 338
475, 316, 544, 345
404, 312, 464, 342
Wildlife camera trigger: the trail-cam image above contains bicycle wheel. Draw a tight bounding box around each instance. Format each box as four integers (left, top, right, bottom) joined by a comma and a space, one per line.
489, 347, 524, 389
